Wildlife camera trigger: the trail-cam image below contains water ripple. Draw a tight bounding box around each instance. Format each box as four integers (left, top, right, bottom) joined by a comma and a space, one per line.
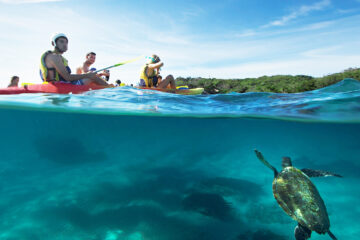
0, 78, 360, 122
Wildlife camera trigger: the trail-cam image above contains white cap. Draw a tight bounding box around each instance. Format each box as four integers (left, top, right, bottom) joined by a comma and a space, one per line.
51, 33, 68, 46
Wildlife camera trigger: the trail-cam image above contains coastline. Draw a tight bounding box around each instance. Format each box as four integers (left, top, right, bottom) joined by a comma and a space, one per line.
176, 67, 360, 94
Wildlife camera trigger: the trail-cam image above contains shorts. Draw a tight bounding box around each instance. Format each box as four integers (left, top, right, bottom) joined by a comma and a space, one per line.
70, 79, 84, 85
60, 80, 84, 86
139, 79, 146, 87
139, 76, 157, 87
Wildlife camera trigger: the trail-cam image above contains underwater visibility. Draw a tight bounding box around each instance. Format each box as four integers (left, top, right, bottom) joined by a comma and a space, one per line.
0, 79, 359, 240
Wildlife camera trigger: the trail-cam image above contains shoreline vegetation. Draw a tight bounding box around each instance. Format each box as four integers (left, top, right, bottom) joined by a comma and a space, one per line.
175, 67, 360, 94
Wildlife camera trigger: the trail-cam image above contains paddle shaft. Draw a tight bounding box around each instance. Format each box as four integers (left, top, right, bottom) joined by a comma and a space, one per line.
95, 56, 143, 73
95, 64, 122, 73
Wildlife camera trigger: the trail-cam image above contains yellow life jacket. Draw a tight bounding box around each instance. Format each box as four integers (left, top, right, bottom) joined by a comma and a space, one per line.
140, 64, 157, 87
40, 51, 71, 82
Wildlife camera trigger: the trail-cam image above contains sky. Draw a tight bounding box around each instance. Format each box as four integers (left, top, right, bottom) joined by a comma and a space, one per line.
0, 0, 360, 87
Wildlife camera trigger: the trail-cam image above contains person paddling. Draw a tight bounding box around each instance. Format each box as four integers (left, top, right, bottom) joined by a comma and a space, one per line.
139, 54, 176, 89
76, 52, 110, 81
7, 76, 19, 87
76, 52, 97, 74
40, 33, 110, 86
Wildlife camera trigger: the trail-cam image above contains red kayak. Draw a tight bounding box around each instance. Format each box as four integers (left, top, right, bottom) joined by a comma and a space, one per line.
0, 82, 107, 95
0, 82, 204, 95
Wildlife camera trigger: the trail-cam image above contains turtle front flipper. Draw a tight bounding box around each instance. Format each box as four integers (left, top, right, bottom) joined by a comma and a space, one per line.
327, 230, 338, 240
254, 149, 278, 177
294, 224, 312, 240
301, 168, 343, 178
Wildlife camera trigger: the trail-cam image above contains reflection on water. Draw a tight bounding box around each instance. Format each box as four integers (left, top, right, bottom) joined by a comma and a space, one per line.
0, 79, 360, 121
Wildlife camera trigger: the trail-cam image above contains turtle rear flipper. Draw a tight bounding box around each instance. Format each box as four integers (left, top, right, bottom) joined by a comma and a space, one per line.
327, 230, 337, 240
294, 224, 312, 240
254, 149, 278, 177
301, 168, 343, 178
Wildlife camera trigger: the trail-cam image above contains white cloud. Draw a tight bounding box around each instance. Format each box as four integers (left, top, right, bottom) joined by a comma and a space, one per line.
298, 20, 334, 31
264, 0, 331, 27
0, 0, 62, 3
336, 8, 359, 14
234, 30, 257, 38
231, 20, 335, 42
300, 46, 343, 57
181, 6, 204, 19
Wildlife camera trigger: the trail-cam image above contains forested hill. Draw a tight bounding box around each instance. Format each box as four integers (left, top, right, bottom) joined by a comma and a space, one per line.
175, 68, 360, 94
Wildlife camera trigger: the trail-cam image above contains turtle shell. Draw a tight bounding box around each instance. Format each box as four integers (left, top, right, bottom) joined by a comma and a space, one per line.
272, 166, 330, 234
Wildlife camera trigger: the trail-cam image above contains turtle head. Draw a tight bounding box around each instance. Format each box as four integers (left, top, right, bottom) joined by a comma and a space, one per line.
282, 157, 292, 168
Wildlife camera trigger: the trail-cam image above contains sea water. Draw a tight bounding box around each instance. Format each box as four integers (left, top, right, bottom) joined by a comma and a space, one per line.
0, 79, 359, 240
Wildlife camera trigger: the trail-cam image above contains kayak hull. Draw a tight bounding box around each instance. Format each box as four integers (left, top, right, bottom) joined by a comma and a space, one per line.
0, 82, 106, 95
138, 87, 204, 95
0, 83, 204, 95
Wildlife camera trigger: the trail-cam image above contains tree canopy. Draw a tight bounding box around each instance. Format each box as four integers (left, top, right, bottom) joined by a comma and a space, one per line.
175, 68, 360, 94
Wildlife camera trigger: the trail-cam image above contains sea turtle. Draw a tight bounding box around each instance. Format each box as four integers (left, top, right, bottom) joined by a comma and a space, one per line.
254, 149, 342, 240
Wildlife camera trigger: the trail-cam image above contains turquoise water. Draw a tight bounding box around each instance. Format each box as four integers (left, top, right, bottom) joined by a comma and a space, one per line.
0, 79, 359, 239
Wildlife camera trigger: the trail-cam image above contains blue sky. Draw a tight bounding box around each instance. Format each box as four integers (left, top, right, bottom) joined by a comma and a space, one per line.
0, 0, 359, 87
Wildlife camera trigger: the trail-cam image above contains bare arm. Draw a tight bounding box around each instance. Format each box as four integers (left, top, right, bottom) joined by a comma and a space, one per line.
76, 67, 83, 74
98, 70, 110, 77
49, 55, 93, 81
147, 61, 164, 70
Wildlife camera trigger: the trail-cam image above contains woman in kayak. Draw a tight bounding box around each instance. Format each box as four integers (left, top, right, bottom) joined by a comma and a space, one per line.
7, 76, 19, 87
139, 54, 176, 89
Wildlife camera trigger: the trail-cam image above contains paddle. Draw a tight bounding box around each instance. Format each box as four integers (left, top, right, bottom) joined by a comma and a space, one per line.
94, 55, 143, 73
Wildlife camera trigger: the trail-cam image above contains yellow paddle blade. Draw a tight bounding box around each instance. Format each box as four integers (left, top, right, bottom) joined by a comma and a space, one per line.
21, 83, 35, 87
21, 82, 48, 87
114, 55, 144, 67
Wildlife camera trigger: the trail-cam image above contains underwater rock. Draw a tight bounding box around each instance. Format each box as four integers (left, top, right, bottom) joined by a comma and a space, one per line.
182, 192, 234, 221
143, 167, 204, 191
236, 229, 287, 240
35, 202, 205, 240
34, 136, 107, 164
191, 177, 264, 200
245, 202, 290, 224
87, 177, 183, 211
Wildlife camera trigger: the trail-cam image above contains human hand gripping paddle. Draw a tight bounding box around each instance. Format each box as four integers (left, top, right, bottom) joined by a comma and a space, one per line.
94, 55, 143, 73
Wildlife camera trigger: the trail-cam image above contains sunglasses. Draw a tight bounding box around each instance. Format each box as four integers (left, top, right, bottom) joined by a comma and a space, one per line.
147, 56, 160, 63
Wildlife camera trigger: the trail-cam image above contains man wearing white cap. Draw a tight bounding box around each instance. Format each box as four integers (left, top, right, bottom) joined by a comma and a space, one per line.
39, 33, 110, 86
